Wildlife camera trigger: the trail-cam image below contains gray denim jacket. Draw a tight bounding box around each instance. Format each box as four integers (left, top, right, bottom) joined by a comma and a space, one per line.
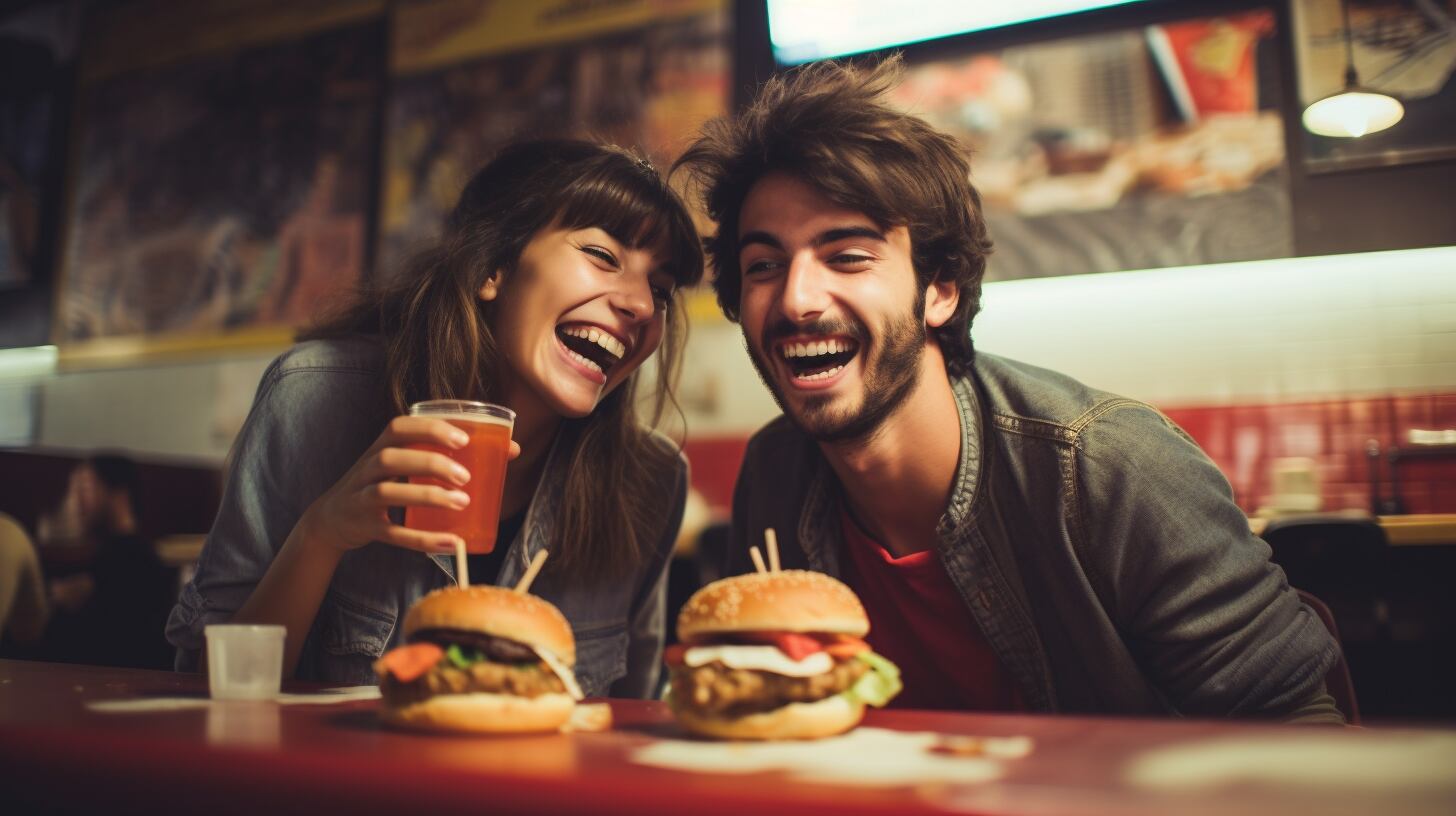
166, 337, 686, 697
726, 352, 1340, 719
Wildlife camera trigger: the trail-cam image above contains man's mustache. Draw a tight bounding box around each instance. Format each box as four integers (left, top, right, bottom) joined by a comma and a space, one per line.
761, 317, 867, 349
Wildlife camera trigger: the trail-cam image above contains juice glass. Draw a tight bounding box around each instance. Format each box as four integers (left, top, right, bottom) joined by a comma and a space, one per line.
405, 400, 515, 554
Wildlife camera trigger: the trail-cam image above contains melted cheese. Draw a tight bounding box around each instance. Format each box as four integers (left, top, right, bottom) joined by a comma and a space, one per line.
683, 645, 833, 677
534, 646, 585, 700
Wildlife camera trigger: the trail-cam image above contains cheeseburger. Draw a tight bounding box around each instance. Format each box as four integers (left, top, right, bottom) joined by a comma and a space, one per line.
373, 585, 583, 733
666, 569, 901, 739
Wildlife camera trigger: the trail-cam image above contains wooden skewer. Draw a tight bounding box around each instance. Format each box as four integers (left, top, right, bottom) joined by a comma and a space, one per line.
764, 528, 780, 573
749, 546, 768, 575
454, 540, 470, 589
514, 549, 549, 593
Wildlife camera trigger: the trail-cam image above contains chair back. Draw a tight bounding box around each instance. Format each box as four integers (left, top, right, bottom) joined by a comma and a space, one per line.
1295, 588, 1361, 725
1261, 516, 1388, 643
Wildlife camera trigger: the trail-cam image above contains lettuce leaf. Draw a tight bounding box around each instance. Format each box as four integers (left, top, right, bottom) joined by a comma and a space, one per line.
842, 650, 902, 708
444, 643, 485, 669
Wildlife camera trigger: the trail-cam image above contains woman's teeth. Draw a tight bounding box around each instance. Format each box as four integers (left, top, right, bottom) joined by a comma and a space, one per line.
560, 325, 625, 361
566, 349, 604, 374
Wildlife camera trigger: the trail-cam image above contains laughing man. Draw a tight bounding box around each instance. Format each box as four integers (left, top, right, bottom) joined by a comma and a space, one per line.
674, 58, 1342, 722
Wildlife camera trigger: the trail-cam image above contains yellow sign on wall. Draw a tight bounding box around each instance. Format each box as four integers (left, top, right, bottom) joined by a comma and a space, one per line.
392, 0, 724, 74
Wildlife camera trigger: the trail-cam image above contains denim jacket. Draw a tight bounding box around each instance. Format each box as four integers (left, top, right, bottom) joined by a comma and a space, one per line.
726, 352, 1341, 720
166, 337, 686, 697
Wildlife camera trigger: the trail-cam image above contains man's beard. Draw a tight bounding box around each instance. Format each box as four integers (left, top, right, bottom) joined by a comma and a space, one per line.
747, 299, 926, 444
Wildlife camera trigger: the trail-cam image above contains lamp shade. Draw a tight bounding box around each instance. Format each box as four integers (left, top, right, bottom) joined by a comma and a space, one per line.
1302, 89, 1404, 138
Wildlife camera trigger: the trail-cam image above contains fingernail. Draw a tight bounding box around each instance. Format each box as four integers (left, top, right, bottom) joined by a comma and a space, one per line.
449, 430, 470, 447
448, 490, 470, 508
451, 464, 470, 484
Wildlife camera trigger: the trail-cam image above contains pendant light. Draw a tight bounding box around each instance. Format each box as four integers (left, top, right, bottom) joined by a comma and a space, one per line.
1302, 0, 1404, 138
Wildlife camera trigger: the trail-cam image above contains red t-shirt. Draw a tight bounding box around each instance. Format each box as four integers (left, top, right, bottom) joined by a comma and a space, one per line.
839, 509, 1025, 712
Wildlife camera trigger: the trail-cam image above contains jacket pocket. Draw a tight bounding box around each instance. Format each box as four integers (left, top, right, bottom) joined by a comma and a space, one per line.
315, 591, 397, 685
572, 623, 628, 698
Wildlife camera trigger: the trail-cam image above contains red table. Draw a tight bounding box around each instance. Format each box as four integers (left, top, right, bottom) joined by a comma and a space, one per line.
1, 659, 1452, 815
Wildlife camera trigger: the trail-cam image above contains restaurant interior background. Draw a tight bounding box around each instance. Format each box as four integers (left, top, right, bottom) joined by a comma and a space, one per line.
0, 0, 1452, 720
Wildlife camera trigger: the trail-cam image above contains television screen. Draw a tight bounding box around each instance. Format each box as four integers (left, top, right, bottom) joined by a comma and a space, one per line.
767, 0, 1149, 64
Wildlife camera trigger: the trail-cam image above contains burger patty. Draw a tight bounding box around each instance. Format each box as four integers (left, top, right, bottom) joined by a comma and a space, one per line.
410, 628, 538, 663
670, 658, 868, 717
381, 658, 566, 708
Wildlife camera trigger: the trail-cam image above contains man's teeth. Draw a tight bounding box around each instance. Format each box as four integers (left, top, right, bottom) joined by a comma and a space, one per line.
566, 349, 603, 374
561, 325, 625, 360
780, 338, 852, 359
796, 365, 844, 381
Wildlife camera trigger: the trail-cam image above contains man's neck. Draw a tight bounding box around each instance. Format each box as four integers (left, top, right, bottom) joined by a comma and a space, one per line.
819, 344, 963, 558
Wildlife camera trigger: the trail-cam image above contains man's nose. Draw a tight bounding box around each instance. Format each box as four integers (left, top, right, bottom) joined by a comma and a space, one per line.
779, 253, 830, 323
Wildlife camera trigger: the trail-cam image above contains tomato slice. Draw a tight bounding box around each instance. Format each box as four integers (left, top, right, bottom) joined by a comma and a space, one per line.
663, 643, 690, 666
373, 642, 445, 683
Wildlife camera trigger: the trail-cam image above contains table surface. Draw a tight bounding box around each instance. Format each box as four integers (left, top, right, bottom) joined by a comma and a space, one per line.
3, 660, 1455, 816
1248, 512, 1456, 545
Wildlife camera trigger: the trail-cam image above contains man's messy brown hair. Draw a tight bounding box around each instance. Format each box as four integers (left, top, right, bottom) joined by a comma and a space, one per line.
673, 56, 993, 364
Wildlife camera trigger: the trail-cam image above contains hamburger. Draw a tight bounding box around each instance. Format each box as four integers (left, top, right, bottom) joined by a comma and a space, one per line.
373, 585, 583, 733
666, 569, 901, 740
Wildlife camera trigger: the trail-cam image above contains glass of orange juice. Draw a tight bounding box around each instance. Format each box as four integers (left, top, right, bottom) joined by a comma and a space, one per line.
405, 400, 515, 554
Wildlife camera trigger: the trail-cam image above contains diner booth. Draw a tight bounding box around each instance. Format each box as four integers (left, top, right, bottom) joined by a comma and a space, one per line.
1, 0, 1454, 813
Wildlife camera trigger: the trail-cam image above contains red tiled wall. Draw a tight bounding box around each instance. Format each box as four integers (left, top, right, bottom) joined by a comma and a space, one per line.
685, 392, 1456, 516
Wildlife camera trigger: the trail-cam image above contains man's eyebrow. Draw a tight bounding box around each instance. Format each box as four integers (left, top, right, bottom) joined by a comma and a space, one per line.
739, 225, 886, 253
738, 230, 782, 252
813, 226, 885, 246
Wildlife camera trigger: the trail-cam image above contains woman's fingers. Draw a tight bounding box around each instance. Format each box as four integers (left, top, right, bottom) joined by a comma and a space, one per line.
368, 480, 470, 511
370, 447, 470, 485
376, 416, 471, 451
379, 524, 464, 554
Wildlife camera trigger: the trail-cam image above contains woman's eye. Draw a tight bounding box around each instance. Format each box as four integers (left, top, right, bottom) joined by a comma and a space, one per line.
582, 246, 618, 267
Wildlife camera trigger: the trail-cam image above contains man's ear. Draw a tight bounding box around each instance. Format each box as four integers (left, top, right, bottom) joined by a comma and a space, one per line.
924, 278, 959, 329
478, 272, 502, 302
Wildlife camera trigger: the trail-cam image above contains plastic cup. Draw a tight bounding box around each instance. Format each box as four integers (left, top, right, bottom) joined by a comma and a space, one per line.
205, 624, 285, 700
405, 400, 515, 554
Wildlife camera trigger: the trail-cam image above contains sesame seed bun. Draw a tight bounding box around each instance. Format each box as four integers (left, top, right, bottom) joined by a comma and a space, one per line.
669, 692, 864, 740
404, 585, 576, 666
675, 569, 869, 642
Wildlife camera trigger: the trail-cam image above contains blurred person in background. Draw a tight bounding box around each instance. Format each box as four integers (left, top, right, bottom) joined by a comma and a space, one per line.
37, 454, 174, 669
0, 512, 49, 652
675, 58, 1343, 723
167, 140, 703, 696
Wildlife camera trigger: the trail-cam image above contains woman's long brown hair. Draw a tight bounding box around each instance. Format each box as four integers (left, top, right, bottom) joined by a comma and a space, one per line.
305, 140, 703, 582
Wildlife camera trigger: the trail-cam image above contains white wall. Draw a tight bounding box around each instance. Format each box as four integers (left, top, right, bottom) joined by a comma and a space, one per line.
16, 246, 1456, 462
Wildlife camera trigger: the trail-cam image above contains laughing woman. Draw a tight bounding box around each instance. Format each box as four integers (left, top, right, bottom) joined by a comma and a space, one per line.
166, 140, 703, 697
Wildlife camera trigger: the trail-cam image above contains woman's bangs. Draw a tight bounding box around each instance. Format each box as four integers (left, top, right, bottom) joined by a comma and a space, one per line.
556, 166, 704, 288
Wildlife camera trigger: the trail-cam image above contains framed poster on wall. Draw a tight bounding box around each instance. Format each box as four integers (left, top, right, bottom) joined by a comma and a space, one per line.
887, 8, 1294, 282
56, 0, 385, 363
380, 0, 731, 319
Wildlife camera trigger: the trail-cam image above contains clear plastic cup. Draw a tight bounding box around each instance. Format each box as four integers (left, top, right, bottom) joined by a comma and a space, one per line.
205, 624, 286, 700
405, 400, 516, 554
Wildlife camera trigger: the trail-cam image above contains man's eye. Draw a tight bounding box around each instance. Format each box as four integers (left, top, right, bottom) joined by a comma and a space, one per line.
651, 285, 674, 305
582, 246, 619, 267
743, 259, 782, 277
830, 253, 873, 268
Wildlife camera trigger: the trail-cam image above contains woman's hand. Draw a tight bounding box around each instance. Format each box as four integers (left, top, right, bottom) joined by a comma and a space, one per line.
297, 416, 520, 555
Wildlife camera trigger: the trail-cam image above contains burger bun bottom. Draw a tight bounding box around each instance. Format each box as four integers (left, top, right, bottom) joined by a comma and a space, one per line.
671, 693, 864, 740
381, 691, 574, 734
